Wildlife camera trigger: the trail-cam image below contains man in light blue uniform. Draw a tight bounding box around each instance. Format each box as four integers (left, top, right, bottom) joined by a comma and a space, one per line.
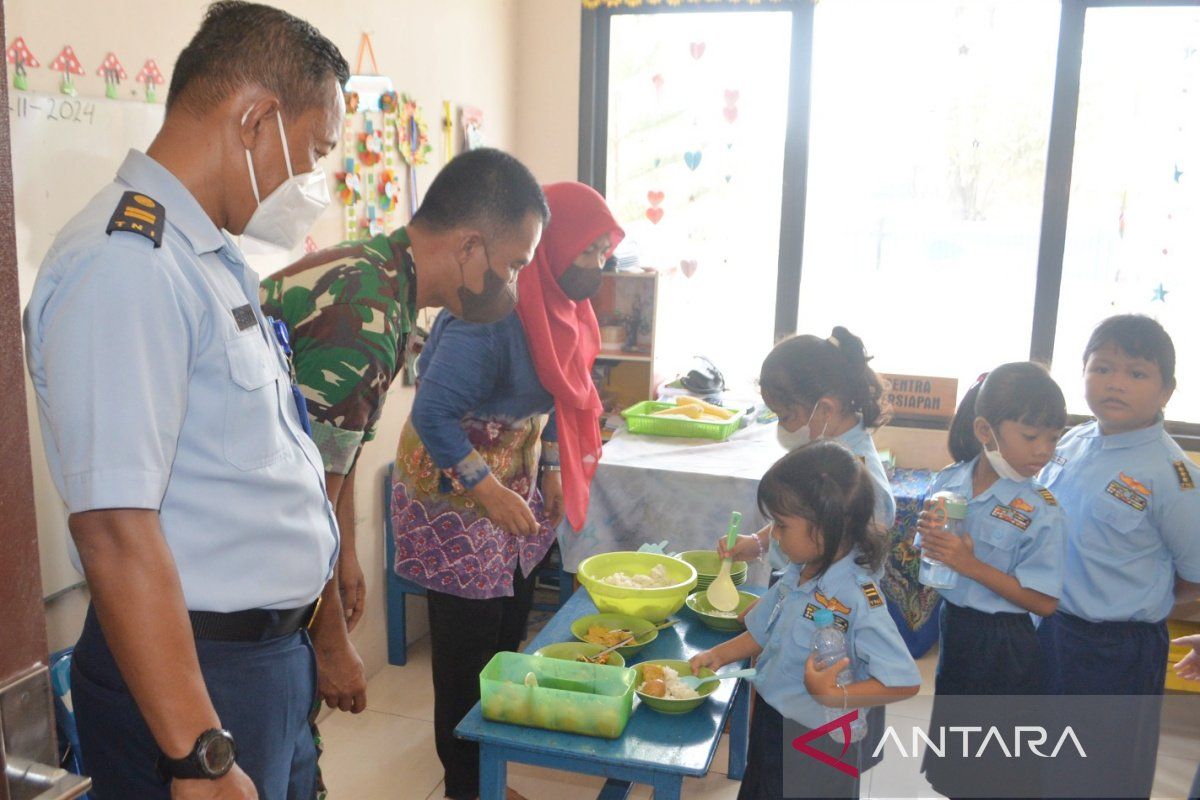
23, 4, 363, 799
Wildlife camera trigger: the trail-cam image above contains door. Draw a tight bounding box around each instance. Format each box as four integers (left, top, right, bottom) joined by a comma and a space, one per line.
0, 1, 90, 797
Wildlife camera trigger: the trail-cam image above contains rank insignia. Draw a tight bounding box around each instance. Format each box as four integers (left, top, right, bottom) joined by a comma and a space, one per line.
1106, 480, 1149, 511
991, 504, 1032, 531
1035, 487, 1058, 506
106, 191, 164, 247
859, 581, 883, 608
815, 591, 852, 615
1174, 461, 1196, 490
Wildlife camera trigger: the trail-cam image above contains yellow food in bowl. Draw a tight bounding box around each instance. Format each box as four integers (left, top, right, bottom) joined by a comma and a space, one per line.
584, 625, 634, 647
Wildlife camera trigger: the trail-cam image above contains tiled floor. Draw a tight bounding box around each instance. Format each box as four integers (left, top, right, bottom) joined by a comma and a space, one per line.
322, 637, 1198, 799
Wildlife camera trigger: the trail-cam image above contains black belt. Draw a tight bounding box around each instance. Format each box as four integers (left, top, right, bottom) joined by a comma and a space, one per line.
188, 599, 320, 642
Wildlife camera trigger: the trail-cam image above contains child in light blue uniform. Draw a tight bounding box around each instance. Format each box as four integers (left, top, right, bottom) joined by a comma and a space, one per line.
1036, 315, 1200, 798
914, 363, 1067, 798
692, 441, 920, 800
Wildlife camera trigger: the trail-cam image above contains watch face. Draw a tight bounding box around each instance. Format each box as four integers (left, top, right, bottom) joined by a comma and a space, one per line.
198, 731, 236, 775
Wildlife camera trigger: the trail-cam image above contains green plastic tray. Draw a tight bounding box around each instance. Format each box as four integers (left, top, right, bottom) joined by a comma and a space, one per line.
621, 401, 744, 441
479, 651, 635, 739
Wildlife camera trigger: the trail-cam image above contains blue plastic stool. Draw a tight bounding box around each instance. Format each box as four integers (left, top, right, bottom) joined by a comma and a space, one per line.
49, 648, 94, 799
384, 464, 573, 666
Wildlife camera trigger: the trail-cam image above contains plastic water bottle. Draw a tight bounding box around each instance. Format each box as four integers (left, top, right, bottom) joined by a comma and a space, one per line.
811, 609, 867, 743
918, 491, 969, 590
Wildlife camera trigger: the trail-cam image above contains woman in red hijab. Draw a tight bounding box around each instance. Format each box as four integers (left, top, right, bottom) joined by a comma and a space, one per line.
392, 181, 622, 800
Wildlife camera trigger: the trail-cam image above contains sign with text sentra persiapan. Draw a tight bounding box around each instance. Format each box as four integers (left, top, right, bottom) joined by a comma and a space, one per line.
880, 374, 958, 421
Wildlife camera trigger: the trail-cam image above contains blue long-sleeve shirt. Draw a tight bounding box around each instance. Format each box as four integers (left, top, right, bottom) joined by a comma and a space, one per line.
412, 310, 558, 488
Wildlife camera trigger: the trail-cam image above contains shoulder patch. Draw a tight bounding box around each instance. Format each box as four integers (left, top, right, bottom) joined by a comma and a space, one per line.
859, 581, 884, 608
106, 191, 164, 248
1011, 497, 1034, 513
1035, 487, 1057, 506
1174, 461, 1196, 490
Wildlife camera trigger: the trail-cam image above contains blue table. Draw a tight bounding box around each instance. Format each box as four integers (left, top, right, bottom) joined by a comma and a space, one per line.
455, 588, 762, 800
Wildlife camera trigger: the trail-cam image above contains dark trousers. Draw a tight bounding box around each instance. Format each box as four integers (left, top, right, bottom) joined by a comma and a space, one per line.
71, 606, 319, 800
1037, 611, 1169, 799
737, 694, 860, 800
428, 567, 537, 800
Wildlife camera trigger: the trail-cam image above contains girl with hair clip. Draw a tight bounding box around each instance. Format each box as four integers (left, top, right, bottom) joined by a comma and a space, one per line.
692, 441, 920, 800
914, 363, 1068, 799
718, 326, 896, 567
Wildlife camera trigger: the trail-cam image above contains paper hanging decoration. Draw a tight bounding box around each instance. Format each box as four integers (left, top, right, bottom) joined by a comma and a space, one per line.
1152, 283, 1169, 302
684, 150, 702, 171
690, 42, 706, 60
723, 88, 739, 124
357, 125, 384, 166
343, 34, 393, 111
335, 159, 363, 205
377, 169, 401, 212
6, 37, 39, 91
442, 100, 454, 166
49, 45, 84, 97
96, 52, 127, 100
396, 93, 432, 216
646, 190, 665, 224
461, 106, 484, 151
136, 59, 164, 103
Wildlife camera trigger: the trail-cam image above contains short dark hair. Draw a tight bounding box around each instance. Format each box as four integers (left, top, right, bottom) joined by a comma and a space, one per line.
1083, 314, 1177, 390
756, 440, 886, 579
759, 326, 889, 428
168, 2, 350, 115
948, 362, 1067, 463
412, 148, 550, 235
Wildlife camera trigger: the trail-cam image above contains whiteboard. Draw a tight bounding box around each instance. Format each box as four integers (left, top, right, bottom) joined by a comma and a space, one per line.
11, 92, 165, 598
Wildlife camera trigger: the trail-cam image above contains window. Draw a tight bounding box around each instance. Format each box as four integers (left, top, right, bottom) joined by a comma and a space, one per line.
604, 11, 793, 383
582, 0, 1200, 432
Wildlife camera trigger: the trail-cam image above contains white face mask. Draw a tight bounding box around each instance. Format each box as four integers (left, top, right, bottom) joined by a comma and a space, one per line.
775, 403, 830, 451
242, 109, 330, 251
982, 423, 1027, 482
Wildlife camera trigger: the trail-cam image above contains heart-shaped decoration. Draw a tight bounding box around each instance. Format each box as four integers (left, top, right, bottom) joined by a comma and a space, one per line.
647, 190, 665, 207
653, 157, 661, 168
646, 206, 665, 225
652, 73, 664, 89
723, 106, 738, 124
684, 150, 702, 171
724, 175, 732, 183
724, 89, 740, 106
690, 42, 706, 59
680, 259, 698, 278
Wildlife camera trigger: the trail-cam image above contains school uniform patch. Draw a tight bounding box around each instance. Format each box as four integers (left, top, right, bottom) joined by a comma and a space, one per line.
1011, 497, 1034, 513
1051, 454, 1067, 466
106, 191, 164, 247
803, 603, 848, 631
991, 504, 1032, 531
1035, 487, 1058, 506
815, 591, 852, 615
1106, 480, 1149, 511
1174, 461, 1196, 490
859, 581, 884, 608
1119, 472, 1152, 496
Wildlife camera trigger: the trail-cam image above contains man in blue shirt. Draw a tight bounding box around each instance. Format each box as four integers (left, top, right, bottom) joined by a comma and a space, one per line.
23, 4, 360, 798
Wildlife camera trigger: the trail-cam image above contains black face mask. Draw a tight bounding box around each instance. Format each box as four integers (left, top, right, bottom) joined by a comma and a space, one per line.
557, 264, 604, 301
457, 243, 517, 324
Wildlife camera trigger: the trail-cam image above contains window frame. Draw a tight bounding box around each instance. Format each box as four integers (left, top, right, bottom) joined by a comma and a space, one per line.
579, 0, 1200, 446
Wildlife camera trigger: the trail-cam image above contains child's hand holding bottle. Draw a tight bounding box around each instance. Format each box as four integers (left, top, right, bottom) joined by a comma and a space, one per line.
804, 653, 851, 708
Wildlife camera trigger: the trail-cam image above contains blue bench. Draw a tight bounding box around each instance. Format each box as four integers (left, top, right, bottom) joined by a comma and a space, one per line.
384, 464, 574, 666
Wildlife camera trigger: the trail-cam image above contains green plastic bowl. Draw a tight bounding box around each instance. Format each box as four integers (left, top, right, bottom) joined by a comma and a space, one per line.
676, 550, 749, 580
533, 641, 626, 668
634, 659, 718, 714
570, 613, 659, 656
577, 552, 698, 622
685, 590, 760, 632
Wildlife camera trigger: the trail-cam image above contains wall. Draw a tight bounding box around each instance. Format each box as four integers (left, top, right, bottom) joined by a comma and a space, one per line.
513, 0, 582, 183
9, 0, 520, 679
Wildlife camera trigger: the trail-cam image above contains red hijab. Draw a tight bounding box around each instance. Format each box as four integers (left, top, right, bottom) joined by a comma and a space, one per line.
517, 183, 624, 531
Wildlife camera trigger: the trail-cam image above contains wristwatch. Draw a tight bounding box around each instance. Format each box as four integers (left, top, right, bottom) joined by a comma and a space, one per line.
158, 728, 237, 782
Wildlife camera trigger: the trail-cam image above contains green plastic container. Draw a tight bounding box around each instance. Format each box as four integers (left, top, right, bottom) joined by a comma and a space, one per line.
479, 651, 635, 739
634, 659, 718, 714
676, 550, 748, 591
533, 641, 626, 668
577, 552, 698, 621
570, 613, 659, 656
621, 401, 745, 441
685, 590, 760, 632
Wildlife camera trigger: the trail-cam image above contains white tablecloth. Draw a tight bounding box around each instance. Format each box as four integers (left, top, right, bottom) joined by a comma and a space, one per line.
557, 421, 788, 585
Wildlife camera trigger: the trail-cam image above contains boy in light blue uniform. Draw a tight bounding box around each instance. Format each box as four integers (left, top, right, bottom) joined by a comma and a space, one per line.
1037, 315, 1200, 799
692, 442, 920, 800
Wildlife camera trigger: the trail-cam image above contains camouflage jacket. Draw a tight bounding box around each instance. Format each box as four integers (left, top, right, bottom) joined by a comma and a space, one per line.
260, 227, 416, 474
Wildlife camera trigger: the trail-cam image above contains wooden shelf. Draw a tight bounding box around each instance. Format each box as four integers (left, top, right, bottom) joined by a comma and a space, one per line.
597, 349, 652, 363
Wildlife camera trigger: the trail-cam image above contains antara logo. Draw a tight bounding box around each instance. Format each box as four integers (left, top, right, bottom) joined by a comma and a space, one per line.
791, 711, 862, 778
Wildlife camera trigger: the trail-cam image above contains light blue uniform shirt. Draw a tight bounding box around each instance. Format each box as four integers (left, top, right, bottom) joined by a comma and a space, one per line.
927, 457, 1065, 614
768, 421, 896, 569
23, 150, 339, 612
745, 550, 921, 728
1037, 420, 1200, 623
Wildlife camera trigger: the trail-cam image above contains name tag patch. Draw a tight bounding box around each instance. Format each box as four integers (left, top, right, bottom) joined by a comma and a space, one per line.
1106, 480, 1149, 511
990, 504, 1032, 531
231, 304, 257, 331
